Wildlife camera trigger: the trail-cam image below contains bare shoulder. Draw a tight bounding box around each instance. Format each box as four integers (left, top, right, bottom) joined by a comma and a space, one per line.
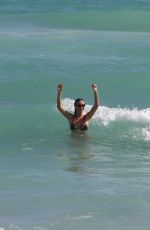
85, 105, 98, 121
58, 107, 73, 121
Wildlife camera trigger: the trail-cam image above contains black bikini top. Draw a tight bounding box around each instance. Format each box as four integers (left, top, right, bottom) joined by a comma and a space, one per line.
70, 123, 88, 131
70, 115, 88, 131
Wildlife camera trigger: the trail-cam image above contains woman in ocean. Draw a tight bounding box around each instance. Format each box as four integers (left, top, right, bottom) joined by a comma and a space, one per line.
57, 83, 99, 130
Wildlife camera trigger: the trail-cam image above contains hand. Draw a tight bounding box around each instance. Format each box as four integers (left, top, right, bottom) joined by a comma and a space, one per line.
92, 83, 97, 91
57, 83, 64, 92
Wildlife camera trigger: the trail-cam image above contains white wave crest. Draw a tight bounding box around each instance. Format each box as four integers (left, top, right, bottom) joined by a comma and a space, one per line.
141, 127, 150, 141
95, 106, 150, 125
63, 98, 150, 126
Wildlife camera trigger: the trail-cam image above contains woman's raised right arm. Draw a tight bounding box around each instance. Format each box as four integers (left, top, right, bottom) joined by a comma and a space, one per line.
57, 83, 73, 120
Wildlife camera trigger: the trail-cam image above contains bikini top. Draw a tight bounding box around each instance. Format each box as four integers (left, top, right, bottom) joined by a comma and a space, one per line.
70, 115, 88, 131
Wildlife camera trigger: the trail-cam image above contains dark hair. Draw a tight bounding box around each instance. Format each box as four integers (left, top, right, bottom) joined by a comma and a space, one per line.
74, 98, 85, 106
74, 98, 85, 116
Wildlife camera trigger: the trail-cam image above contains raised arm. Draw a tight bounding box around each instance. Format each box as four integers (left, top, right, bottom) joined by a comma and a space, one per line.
57, 83, 73, 121
85, 83, 100, 121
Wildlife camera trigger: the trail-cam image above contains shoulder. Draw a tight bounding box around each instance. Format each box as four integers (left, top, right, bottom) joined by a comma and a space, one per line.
59, 108, 73, 121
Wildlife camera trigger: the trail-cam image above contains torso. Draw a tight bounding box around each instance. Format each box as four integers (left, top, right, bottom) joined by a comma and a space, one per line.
70, 115, 88, 131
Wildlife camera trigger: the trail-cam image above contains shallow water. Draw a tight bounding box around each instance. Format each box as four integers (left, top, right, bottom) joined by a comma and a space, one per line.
0, 1, 150, 229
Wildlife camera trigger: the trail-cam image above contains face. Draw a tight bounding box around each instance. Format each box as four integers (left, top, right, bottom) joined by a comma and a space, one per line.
75, 100, 85, 111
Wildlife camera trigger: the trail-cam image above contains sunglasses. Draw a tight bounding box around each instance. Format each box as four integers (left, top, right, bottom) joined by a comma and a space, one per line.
76, 104, 85, 108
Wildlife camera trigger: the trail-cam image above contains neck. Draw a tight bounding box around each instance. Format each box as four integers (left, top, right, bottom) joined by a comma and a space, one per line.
74, 111, 83, 118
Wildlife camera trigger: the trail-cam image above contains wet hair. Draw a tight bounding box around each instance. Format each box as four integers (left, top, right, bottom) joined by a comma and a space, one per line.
74, 98, 85, 116
74, 98, 85, 106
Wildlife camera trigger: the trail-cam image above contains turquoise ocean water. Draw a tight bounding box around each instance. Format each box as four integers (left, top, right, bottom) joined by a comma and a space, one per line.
0, 0, 150, 229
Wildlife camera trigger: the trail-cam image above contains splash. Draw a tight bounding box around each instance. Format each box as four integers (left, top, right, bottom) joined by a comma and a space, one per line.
141, 126, 150, 140
63, 98, 150, 126
62, 98, 150, 142
94, 106, 150, 126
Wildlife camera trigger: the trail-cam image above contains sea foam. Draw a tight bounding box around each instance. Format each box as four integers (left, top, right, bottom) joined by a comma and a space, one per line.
63, 98, 150, 125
